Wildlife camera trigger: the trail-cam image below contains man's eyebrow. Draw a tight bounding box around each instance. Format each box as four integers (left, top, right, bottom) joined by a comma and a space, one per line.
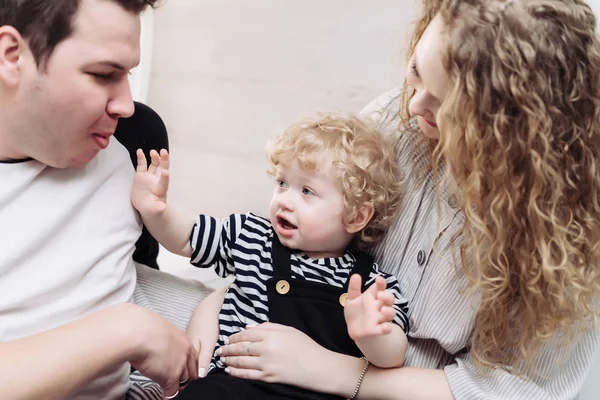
94, 61, 127, 70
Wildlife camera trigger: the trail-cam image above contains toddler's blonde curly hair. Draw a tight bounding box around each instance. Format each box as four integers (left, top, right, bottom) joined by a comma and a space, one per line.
266, 114, 402, 249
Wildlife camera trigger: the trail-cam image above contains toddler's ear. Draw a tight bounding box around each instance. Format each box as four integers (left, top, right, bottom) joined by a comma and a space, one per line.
345, 202, 374, 234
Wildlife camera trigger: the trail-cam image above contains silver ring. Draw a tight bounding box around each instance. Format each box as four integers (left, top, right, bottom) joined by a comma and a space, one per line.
179, 377, 189, 386
165, 391, 179, 399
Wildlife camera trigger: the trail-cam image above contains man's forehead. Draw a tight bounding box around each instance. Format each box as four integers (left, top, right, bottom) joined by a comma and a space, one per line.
67, 0, 141, 67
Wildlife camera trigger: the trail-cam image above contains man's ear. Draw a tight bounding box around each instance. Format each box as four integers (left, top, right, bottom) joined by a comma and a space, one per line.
345, 202, 375, 234
0, 26, 26, 87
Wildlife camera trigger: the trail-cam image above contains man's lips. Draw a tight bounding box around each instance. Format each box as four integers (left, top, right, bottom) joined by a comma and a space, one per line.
92, 132, 113, 149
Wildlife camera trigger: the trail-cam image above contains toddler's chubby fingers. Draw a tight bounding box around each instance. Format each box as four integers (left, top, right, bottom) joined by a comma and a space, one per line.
148, 149, 161, 174
366, 275, 387, 296
377, 306, 396, 324
136, 149, 148, 172
156, 169, 170, 198
360, 291, 383, 314
379, 322, 393, 335
376, 290, 395, 306
346, 274, 363, 301
159, 149, 170, 170
375, 275, 387, 291
365, 321, 393, 337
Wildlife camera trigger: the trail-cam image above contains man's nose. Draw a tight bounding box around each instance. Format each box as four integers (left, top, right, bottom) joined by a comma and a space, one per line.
107, 77, 135, 119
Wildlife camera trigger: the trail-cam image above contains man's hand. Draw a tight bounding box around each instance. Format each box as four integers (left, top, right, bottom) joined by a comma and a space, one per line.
131, 149, 170, 217
126, 304, 198, 398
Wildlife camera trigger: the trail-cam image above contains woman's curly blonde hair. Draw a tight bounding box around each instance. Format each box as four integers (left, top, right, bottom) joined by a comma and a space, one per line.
404, 0, 600, 372
266, 114, 402, 249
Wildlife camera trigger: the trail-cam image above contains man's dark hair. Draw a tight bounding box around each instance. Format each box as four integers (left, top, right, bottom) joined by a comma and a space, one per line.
0, 0, 159, 66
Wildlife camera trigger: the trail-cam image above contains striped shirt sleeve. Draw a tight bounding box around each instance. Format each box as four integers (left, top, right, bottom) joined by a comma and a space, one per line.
366, 267, 410, 334
189, 213, 247, 277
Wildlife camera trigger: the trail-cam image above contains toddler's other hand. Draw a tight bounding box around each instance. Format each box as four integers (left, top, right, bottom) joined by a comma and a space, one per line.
344, 274, 395, 340
131, 149, 170, 217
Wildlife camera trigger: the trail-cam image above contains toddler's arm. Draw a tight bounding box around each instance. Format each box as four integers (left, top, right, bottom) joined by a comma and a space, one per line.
131, 149, 194, 257
344, 275, 408, 368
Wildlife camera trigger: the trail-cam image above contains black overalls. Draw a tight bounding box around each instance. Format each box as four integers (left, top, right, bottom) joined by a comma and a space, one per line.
180, 235, 373, 400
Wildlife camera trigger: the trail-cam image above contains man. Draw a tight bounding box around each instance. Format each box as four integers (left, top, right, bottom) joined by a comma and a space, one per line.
0, 1, 212, 398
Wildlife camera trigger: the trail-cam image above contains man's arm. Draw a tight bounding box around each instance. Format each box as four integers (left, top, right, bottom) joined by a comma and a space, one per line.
0, 304, 137, 400
0, 303, 196, 400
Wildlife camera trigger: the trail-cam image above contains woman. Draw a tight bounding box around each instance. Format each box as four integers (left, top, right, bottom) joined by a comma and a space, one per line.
207, 0, 600, 398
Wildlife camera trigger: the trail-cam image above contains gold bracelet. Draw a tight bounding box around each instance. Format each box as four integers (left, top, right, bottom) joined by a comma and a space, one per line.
347, 357, 369, 400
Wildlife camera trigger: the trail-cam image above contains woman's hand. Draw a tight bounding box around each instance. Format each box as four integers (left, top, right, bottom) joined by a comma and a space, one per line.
186, 285, 227, 378
218, 323, 335, 390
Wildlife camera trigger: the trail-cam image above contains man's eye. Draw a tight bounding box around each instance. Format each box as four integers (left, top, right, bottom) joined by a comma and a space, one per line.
89, 72, 114, 80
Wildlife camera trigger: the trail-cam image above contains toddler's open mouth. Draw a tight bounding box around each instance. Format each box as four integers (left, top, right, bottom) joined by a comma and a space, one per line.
278, 217, 297, 230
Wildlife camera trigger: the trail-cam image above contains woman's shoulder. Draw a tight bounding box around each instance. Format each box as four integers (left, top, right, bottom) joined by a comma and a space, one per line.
360, 88, 403, 119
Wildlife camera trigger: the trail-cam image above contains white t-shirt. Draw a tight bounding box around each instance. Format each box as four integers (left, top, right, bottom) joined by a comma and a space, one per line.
0, 139, 141, 399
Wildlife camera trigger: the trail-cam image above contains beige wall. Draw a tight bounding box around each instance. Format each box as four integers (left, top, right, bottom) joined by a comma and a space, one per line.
145, 2, 600, 393
148, 0, 419, 216
147, 1, 420, 278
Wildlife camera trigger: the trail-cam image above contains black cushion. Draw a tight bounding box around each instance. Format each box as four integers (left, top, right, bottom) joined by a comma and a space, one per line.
114, 102, 169, 270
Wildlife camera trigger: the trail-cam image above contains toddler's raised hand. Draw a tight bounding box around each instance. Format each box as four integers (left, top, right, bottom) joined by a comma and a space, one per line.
131, 149, 170, 217
344, 274, 396, 340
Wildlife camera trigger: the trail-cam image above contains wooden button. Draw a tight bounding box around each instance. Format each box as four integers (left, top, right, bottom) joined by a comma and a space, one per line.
339, 293, 348, 306
276, 279, 290, 295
